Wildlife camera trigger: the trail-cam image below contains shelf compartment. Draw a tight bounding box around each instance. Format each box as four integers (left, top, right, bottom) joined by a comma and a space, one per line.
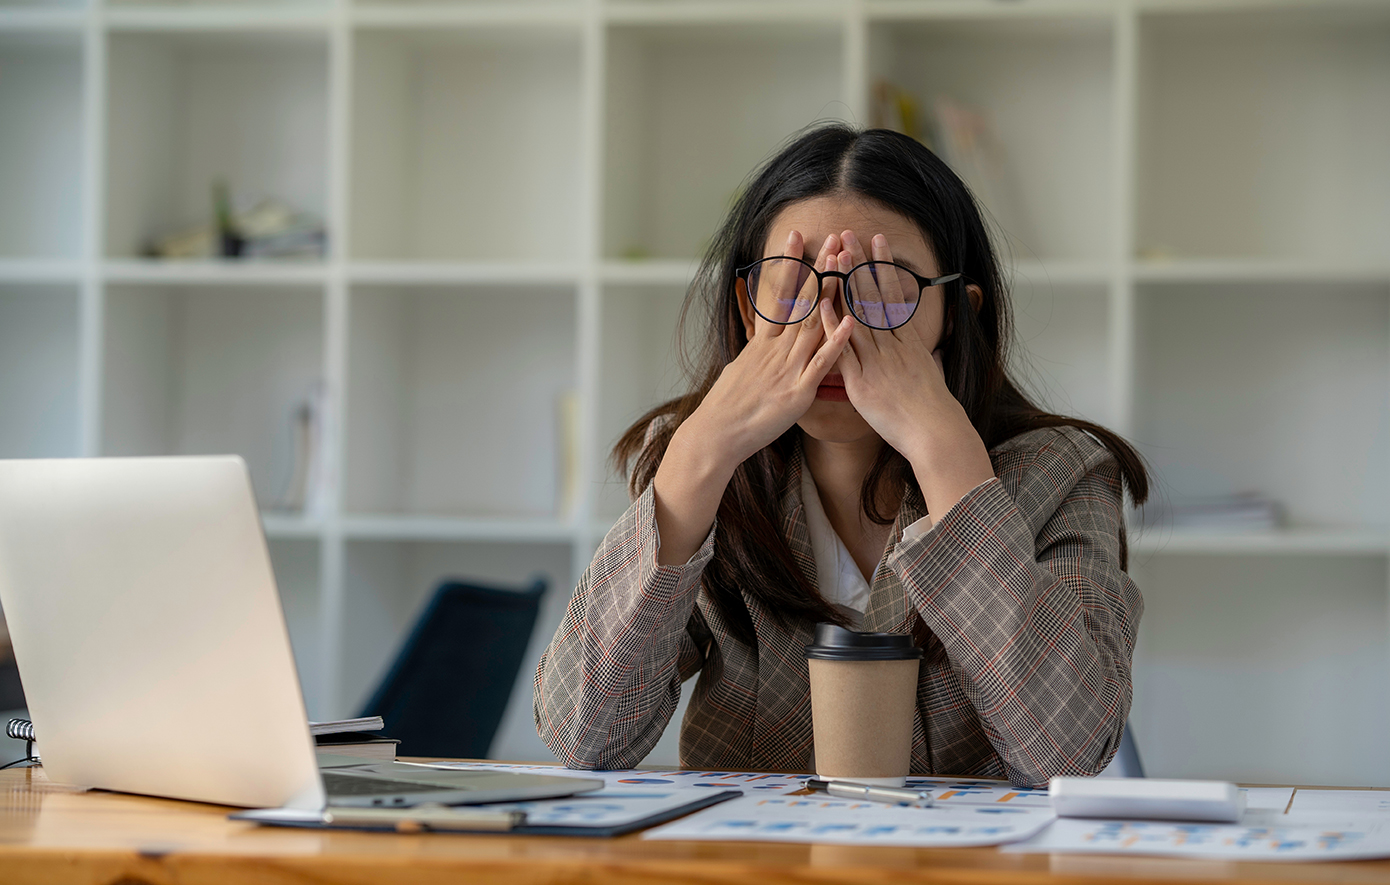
1130, 526, 1390, 557
104, 258, 328, 285
352, 5, 582, 24
1136, 7, 1390, 264
605, 1, 844, 25
342, 513, 574, 543
101, 282, 327, 510
0, 258, 82, 283
0, 284, 80, 459
1133, 258, 1390, 286
1008, 279, 1112, 427
867, 15, 1115, 263
1133, 280, 1390, 531
345, 283, 577, 519
349, 27, 582, 262
1129, 553, 1390, 786
594, 282, 693, 522
348, 261, 580, 287
0, 32, 83, 259
266, 538, 324, 718
603, 22, 845, 261
340, 538, 572, 759
105, 30, 329, 260
104, 8, 332, 28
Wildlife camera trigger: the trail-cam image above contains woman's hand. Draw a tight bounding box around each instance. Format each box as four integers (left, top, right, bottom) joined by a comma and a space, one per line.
651, 231, 854, 565
693, 230, 854, 465
832, 231, 995, 525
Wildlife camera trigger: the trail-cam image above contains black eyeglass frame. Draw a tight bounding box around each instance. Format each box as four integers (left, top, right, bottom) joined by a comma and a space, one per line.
735, 256, 964, 330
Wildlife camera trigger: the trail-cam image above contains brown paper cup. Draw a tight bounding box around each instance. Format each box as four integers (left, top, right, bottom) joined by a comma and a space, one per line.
808, 657, 920, 787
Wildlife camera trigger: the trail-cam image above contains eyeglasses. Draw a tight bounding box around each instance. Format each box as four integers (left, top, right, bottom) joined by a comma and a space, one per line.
736, 256, 962, 331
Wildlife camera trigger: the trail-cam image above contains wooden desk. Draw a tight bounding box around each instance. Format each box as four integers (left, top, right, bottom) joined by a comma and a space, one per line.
3, 766, 1390, 885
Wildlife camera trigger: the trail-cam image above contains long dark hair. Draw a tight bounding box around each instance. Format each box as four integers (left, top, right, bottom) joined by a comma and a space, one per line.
614, 125, 1148, 646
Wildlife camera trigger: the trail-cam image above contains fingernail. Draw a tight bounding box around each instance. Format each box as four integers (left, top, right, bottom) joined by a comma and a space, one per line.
787, 231, 797, 247
873, 234, 886, 249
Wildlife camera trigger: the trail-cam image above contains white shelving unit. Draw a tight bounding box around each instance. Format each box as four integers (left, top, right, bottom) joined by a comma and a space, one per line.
2, 0, 1388, 782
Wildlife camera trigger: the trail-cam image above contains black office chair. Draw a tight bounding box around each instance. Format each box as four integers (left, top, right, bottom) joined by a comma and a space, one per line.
358, 577, 546, 759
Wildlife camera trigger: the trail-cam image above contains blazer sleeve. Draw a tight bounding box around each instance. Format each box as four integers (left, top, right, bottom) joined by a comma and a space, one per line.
889, 429, 1141, 787
533, 482, 716, 769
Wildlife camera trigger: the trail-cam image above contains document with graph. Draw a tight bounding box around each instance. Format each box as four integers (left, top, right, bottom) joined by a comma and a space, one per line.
1001, 814, 1390, 860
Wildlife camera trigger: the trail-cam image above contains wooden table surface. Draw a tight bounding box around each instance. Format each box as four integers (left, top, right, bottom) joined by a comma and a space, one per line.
3, 765, 1390, 885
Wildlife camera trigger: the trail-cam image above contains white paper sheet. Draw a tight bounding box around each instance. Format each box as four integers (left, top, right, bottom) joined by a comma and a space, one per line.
1242, 787, 1296, 811
1001, 814, 1390, 861
1289, 790, 1390, 816
643, 795, 1056, 847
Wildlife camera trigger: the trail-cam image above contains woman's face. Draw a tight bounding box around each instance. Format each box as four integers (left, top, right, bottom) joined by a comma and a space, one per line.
742, 194, 948, 446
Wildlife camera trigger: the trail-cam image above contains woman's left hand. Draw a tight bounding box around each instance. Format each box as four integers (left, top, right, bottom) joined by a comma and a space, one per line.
830, 231, 996, 525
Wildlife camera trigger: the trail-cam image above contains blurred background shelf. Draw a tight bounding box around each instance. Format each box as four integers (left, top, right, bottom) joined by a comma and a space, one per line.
103, 259, 328, 284
1, 0, 1386, 783
341, 514, 576, 543
1130, 527, 1390, 557
347, 261, 582, 286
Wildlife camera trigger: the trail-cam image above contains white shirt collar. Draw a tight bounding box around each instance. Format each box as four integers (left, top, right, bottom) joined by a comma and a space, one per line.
800, 463, 873, 625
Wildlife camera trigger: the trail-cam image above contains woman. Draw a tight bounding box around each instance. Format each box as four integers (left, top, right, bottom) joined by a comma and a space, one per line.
534, 125, 1147, 787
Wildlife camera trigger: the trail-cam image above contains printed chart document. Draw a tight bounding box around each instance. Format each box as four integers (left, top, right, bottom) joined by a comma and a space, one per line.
1001, 814, 1390, 861
644, 794, 1055, 847
420, 764, 1054, 846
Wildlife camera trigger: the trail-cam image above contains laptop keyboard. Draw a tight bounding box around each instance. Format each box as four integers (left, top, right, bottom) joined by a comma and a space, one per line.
322, 772, 458, 797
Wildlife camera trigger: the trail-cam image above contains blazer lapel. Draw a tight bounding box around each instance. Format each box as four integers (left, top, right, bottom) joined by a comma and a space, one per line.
861, 482, 928, 635
745, 442, 816, 770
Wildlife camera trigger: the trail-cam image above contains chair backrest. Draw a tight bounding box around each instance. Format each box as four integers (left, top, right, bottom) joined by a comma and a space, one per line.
358, 577, 546, 759
1099, 722, 1146, 778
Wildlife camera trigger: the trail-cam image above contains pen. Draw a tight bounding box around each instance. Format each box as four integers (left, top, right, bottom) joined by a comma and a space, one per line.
805, 778, 934, 808
323, 803, 526, 833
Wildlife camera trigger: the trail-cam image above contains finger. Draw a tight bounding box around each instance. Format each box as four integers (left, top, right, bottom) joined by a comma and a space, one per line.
839, 247, 879, 355
870, 234, 913, 337
751, 230, 806, 337
840, 231, 889, 330
788, 286, 830, 364
836, 313, 864, 385
802, 313, 854, 389
789, 233, 840, 350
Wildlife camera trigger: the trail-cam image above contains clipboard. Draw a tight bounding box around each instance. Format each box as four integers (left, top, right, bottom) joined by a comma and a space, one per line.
232, 789, 741, 837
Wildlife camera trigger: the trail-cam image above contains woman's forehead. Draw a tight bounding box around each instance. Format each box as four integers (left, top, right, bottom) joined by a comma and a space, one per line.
764, 195, 932, 259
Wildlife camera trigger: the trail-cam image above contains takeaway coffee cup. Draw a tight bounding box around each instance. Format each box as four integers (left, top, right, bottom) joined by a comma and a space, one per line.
806, 622, 923, 787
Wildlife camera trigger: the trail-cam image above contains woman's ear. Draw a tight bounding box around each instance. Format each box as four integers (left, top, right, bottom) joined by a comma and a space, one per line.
735, 278, 757, 340
942, 282, 984, 340
966, 282, 983, 313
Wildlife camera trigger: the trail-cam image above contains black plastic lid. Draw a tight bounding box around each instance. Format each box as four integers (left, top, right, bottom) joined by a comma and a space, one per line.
805, 622, 924, 662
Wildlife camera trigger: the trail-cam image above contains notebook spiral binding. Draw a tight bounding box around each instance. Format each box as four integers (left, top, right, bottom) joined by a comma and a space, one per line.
6, 719, 34, 743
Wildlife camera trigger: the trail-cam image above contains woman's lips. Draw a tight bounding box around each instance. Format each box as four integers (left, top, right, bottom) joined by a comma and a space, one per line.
816, 375, 849, 401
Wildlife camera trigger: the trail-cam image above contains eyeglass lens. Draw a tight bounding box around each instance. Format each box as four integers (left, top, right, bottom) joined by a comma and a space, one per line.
746, 258, 923, 330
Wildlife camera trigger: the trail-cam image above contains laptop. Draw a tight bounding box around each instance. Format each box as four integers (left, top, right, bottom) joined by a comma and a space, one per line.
0, 455, 602, 810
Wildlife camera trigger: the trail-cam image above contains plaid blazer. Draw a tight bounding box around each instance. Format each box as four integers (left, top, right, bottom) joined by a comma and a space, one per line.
534, 426, 1141, 787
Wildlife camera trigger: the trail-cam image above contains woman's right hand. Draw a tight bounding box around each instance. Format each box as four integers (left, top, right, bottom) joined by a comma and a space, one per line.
649, 231, 853, 566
